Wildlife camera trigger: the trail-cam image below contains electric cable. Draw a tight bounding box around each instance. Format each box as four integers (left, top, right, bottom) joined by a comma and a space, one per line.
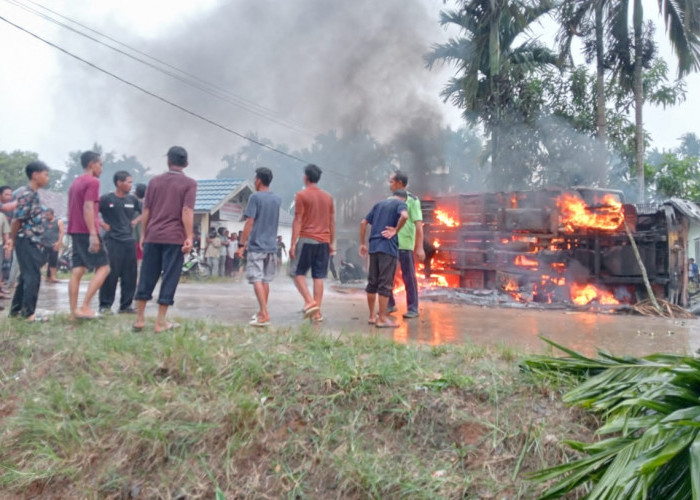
2, 0, 314, 137
0, 13, 315, 166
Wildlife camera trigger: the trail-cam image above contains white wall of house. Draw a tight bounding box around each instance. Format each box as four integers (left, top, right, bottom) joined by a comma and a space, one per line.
689, 221, 700, 261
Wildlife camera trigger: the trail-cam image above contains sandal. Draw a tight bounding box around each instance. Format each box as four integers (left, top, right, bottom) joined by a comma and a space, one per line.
375, 321, 400, 329
302, 305, 320, 319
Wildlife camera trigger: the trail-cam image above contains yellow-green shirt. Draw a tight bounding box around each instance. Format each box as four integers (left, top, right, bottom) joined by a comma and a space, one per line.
397, 192, 422, 251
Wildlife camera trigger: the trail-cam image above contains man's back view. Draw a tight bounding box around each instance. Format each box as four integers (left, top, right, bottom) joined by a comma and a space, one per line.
290, 164, 335, 321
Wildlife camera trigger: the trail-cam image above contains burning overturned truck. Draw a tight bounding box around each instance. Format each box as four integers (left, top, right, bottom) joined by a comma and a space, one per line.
421, 188, 698, 309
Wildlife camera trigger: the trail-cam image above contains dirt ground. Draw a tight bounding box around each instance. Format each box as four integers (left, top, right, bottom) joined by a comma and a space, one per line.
30, 277, 700, 357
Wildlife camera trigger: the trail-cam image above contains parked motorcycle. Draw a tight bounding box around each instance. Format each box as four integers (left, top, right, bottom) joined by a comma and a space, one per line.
181, 250, 210, 279
339, 260, 364, 283
57, 248, 71, 273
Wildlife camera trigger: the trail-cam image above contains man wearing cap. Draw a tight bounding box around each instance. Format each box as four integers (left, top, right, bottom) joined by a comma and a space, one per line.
67, 150, 111, 320
132, 146, 196, 333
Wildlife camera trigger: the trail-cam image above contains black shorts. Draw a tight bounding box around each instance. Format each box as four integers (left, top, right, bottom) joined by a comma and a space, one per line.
294, 241, 330, 279
366, 252, 397, 297
44, 247, 58, 268
70, 233, 109, 270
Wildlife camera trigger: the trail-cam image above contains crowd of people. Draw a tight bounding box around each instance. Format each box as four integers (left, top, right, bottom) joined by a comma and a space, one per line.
3, 147, 426, 331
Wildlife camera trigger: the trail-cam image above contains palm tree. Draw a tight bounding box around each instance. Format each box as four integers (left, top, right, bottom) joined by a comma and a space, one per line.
608, 0, 700, 200
678, 132, 700, 158
556, 0, 613, 185
426, 0, 558, 188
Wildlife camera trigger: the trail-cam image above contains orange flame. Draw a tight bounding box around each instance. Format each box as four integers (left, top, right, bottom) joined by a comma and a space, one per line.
434, 209, 459, 227
514, 255, 538, 267
557, 193, 624, 232
570, 283, 620, 305
502, 278, 524, 302
432, 239, 441, 249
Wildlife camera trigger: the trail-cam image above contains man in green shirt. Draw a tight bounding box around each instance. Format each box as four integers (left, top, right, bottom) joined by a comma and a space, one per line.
387, 170, 425, 318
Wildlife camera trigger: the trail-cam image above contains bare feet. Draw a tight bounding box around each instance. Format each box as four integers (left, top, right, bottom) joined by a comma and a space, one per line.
74, 307, 100, 319
154, 321, 181, 333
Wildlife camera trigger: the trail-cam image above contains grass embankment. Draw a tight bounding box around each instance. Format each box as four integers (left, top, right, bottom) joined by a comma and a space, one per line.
0, 317, 594, 499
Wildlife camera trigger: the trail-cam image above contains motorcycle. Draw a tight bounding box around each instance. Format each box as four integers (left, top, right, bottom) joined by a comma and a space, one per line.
181, 250, 211, 279
339, 260, 364, 283
57, 248, 71, 273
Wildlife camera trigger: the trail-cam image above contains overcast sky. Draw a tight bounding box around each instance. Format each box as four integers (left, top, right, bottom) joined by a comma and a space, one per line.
0, 0, 697, 180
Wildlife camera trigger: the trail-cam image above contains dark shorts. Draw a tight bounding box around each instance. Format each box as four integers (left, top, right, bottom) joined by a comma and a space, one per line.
44, 247, 58, 268
134, 243, 184, 306
366, 252, 397, 297
70, 233, 109, 270
294, 241, 330, 279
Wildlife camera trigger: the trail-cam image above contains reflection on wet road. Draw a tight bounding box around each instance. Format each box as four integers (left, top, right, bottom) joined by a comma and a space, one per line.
29, 279, 700, 357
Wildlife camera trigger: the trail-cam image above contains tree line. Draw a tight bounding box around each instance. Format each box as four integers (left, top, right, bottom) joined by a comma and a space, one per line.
426, 0, 700, 201
1, 1, 698, 206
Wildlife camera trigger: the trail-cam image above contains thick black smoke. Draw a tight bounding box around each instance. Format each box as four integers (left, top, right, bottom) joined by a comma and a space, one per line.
55, 0, 454, 178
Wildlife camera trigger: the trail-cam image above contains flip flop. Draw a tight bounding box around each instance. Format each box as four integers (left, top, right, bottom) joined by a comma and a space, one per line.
249, 318, 270, 327
312, 314, 324, 323
132, 324, 145, 332
368, 316, 378, 325
75, 312, 102, 320
302, 305, 320, 319
375, 321, 400, 329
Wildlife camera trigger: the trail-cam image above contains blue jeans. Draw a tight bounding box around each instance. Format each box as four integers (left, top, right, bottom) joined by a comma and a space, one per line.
388, 250, 418, 313
135, 243, 184, 306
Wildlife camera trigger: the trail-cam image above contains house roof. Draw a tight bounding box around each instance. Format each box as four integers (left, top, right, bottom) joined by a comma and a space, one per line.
194, 178, 251, 214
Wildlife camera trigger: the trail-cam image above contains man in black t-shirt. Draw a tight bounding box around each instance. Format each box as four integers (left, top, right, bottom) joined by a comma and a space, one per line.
98, 171, 141, 314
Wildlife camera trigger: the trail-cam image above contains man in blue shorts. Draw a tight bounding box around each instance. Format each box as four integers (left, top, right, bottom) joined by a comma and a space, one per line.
359, 190, 408, 328
237, 167, 281, 327
289, 164, 335, 321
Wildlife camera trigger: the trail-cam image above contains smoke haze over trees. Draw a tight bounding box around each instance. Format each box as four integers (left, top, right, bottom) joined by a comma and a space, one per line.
3, 0, 699, 206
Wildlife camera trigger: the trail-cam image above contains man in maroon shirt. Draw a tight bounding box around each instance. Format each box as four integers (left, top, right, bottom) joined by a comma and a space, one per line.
132, 146, 196, 333
67, 151, 110, 320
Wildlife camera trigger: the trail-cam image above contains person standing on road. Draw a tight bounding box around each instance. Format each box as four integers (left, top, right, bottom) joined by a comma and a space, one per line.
133, 182, 147, 266
6, 161, 50, 320
204, 228, 221, 276
387, 170, 425, 318
237, 167, 281, 327
0, 207, 10, 300
1, 186, 18, 290
218, 227, 229, 277
359, 190, 408, 328
41, 208, 64, 284
98, 171, 141, 314
132, 146, 196, 333
289, 164, 334, 321
67, 151, 111, 320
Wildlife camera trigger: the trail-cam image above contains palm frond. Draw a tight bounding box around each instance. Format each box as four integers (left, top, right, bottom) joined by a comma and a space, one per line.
527, 338, 700, 499
656, 0, 700, 77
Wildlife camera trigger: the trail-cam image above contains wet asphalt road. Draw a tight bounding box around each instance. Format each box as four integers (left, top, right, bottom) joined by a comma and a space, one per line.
21, 277, 700, 357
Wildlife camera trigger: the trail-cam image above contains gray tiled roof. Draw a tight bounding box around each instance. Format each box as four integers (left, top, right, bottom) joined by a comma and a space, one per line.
195, 178, 247, 213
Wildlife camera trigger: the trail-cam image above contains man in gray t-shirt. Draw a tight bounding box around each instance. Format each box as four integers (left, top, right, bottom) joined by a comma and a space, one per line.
237, 167, 281, 327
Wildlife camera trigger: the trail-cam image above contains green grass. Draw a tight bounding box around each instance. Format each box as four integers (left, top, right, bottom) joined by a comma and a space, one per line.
0, 316, 595, 499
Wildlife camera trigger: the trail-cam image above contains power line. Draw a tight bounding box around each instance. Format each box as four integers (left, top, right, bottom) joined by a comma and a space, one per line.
0, 13, 318, 168
2, 0, 314, 137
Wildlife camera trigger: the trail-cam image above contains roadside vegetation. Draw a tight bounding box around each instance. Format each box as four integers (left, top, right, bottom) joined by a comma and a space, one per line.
524, 339, 700, 499
0, 317, 595, 499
